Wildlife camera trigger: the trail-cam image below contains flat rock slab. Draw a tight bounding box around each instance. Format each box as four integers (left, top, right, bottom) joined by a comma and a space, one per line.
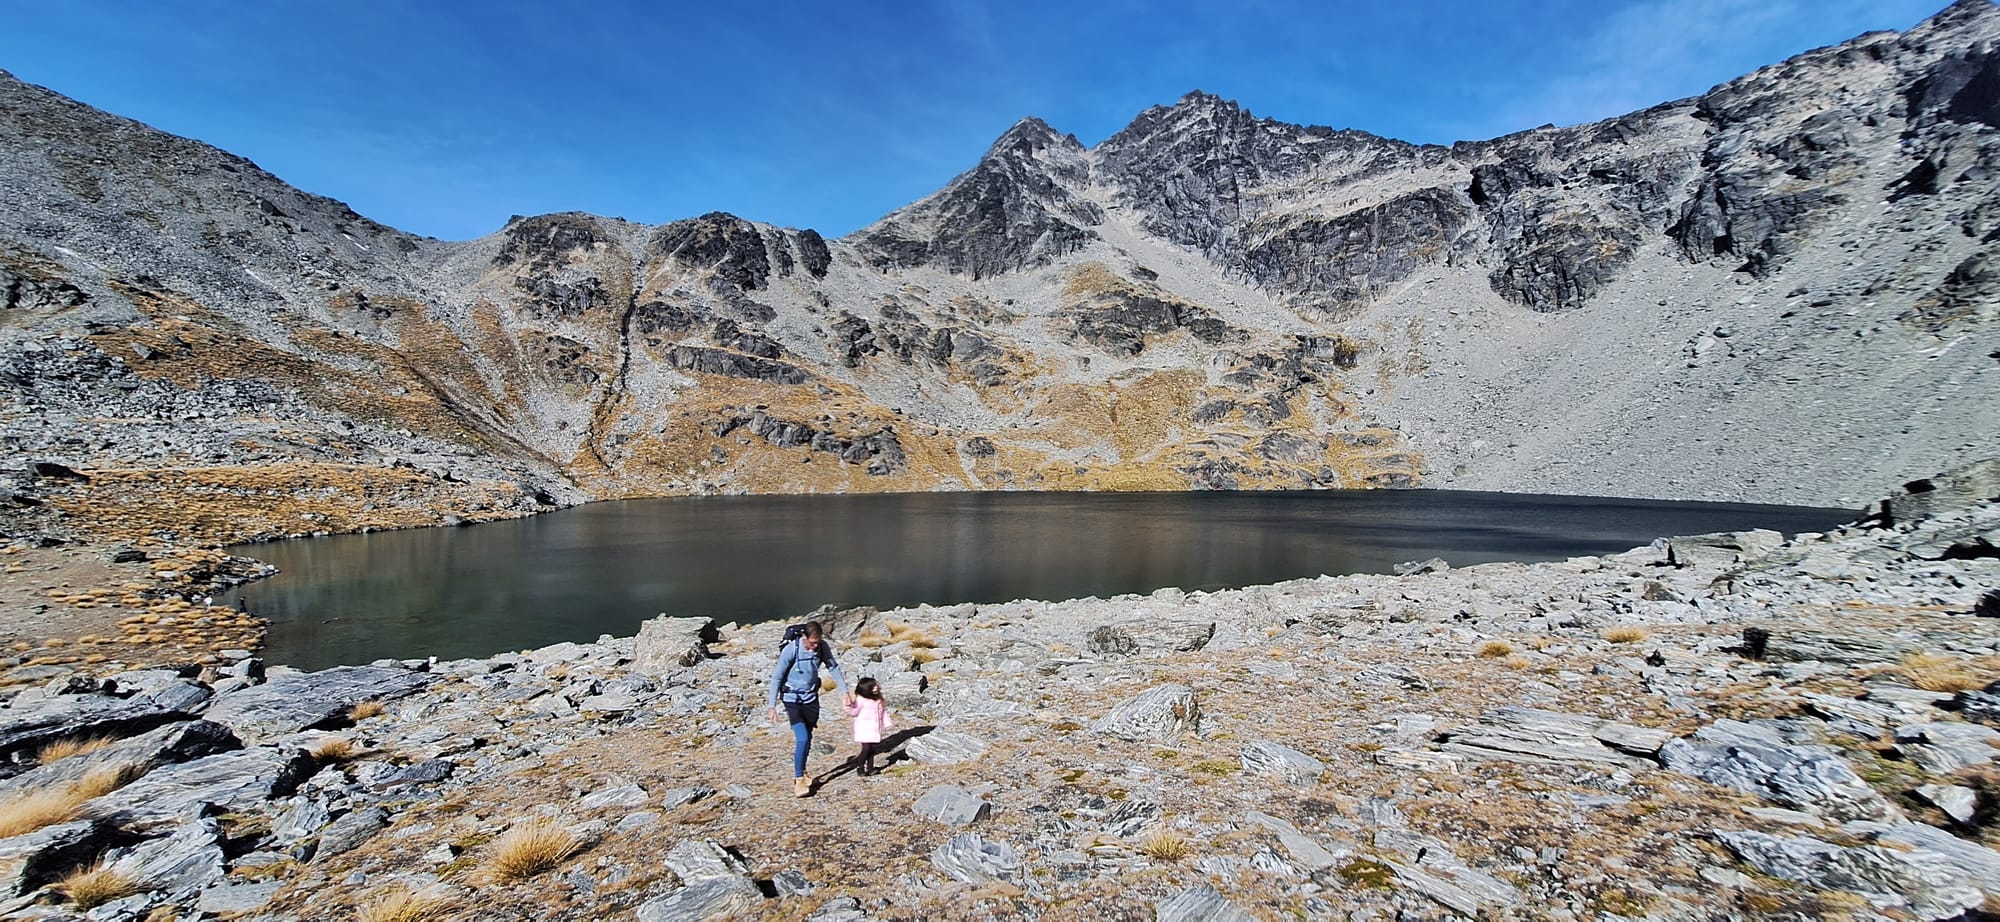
0, 720, 238, 800
1239, 740, 1324, 787
1436, 706, 1663, 768
107, 817, 224, 899
1157, 884, 1257, 922
202, 665, 433, 743
87, 747, 315, 830
0, 686, 210, 760
906, 730, 987, 764
636, 874, 763, 921
195, 879, 283, 914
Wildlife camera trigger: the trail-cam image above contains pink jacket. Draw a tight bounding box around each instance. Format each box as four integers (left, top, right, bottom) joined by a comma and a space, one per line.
844, 695, 893, 743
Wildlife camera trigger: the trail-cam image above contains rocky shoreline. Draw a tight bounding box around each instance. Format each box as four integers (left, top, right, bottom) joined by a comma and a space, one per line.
0, 460, 1994, 920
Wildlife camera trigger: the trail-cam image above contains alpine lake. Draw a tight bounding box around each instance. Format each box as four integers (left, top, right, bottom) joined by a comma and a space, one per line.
225, 489, 1855, 669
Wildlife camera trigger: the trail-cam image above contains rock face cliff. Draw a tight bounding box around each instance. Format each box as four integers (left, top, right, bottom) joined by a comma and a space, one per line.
4, 1, 2000, 542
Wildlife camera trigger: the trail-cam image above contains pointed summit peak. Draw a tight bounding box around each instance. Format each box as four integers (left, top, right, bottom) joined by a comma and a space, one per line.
983, 116, 1083, 162
1172, 90, 1246, 114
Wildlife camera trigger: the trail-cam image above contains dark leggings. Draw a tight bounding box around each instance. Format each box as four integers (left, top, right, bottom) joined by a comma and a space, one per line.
859, 741, 879, 770
784, 700, 820, 778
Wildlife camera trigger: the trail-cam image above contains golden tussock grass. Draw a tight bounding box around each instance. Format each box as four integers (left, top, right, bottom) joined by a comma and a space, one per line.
1476, 640, 1515, 658
348, 700, 386, 720
72, 764, 140, 800
53, 862, 138, 910
0, 787, 88, 838
487, 818, 582, 881
0, 766, 137, 838
1900, 653, 1987, 693
309, 738, 359, 763
356, 885, 456, 922
856, 629, 890, 648
1137, 829, 1191, 862
887, 621, 937, 649
910, 648, 941, 666
35, 735, 117, 764
1604, 626, 1652, 644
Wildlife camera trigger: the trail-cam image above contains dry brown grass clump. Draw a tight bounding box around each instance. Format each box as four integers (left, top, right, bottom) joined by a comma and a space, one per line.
1901, 654, 1987, 693
35, 735, 117, 764
888, 621, 938, 649
1476, 640, 1516, 658
1604, 626, 1652, 644
310, 738, 359, 763
487, 818, 581, 881
0, 787, 89, 838
0, 765, 135, 838
72, 765, 139, 800
356, 885, 455, 922
53, 862, 137, 909
348, 700, 386, 720
910, 648, 941, 666
1138, 829, 1192, 862
856, 629, 890, 648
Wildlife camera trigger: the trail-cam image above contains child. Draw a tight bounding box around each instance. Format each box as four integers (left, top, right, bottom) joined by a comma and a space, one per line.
844, 677, 893, 776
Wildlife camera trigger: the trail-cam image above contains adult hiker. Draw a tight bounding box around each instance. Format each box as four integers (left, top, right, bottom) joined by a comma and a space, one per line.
767, 621, 853, 797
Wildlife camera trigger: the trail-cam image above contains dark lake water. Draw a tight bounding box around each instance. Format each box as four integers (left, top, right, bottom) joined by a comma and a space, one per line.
226, 490, 1854, 669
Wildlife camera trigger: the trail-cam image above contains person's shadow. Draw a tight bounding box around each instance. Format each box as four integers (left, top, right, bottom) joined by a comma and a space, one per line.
811, 725, 934, 790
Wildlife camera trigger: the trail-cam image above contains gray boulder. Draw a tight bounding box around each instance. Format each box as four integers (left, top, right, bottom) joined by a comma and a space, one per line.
633, 616, 716, 672
664, 839, 750, 882
1660, 720, 1901, 822
315, 807, 389, 858
912, 785, 991, 826
1086, 620, 1215, 657
0, 819, 103, 896
1877, 458, 2000, 525
931, 833, 1021, 885
1090, 684, 1201, 742
1717, 829, 1982, 920
1895, 721, 2000, 773
1665, 529, 1785, 569
202, 666, 433, 744
106, 816, 225, 899
636, 874, 764, 921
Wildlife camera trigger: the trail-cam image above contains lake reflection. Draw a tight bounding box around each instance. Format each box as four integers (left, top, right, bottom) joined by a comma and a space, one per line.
228, 490, 1853, 669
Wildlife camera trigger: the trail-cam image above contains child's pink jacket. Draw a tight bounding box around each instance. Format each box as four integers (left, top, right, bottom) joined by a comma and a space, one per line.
845, 696, 893, 743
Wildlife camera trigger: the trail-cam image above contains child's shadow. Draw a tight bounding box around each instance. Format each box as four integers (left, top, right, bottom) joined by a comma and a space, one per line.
815, 725, 935, 786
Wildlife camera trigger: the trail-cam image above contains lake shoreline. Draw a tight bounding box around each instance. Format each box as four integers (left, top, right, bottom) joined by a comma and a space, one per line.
0, 461, 1993, 918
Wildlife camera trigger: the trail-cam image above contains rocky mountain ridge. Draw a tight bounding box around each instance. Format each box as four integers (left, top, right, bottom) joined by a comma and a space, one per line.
4, 2, 2000, 544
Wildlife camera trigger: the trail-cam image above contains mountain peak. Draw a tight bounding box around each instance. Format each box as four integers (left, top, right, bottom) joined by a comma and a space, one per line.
983, 116, 1083, 162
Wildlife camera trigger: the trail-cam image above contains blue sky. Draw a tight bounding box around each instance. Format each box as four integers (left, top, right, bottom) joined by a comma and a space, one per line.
0, 0, 1953, 241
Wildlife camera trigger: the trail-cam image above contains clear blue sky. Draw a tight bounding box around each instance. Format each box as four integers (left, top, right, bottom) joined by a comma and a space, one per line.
0, 0, 1953, 241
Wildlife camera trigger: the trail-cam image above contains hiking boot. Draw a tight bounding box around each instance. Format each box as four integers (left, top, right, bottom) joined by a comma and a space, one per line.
793, 776, 810, 797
